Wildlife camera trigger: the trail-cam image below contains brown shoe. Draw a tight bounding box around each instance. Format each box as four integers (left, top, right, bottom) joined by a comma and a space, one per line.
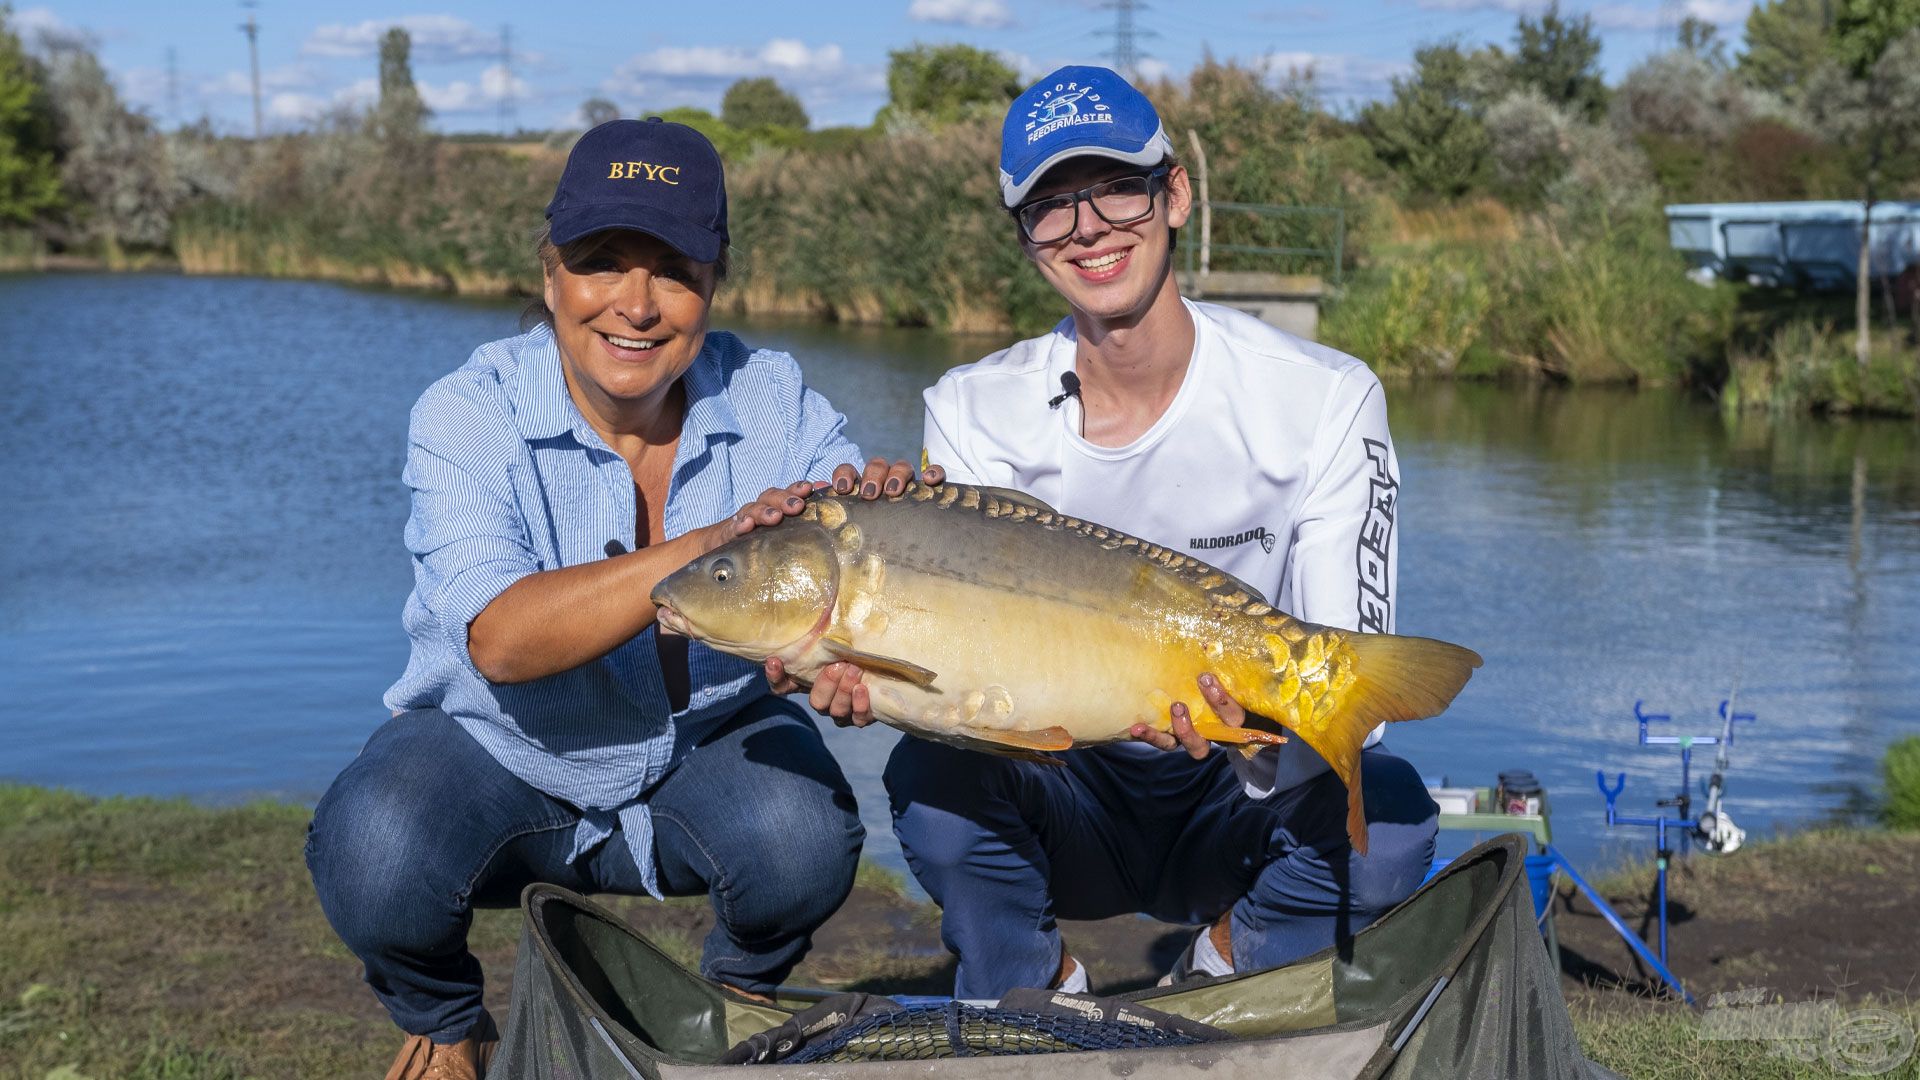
383, 1013, 498, 1080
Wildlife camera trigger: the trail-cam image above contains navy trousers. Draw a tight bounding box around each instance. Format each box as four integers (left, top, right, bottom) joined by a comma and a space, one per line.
885, 740, 1437, 1000
306, 701, 862, 1041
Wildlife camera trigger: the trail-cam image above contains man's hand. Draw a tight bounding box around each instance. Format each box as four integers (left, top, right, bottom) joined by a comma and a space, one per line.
1129, 673, 1244, 760
828, 458, 945, 498
765, 657, 879, 728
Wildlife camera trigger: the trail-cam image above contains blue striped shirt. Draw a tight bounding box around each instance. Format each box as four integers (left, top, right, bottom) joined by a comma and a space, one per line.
383, 324, 863, 897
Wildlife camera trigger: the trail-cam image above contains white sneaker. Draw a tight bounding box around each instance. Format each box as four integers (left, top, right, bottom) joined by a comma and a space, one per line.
1056, 953, 1090, 994
1157, 925, 1233, 987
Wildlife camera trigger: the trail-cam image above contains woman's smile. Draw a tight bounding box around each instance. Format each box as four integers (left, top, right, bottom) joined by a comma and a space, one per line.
597, 329, 669, 361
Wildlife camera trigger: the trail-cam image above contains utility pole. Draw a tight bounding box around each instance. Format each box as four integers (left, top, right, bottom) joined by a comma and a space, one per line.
165, 46, 179, 129
238, 1, 262, 138
497, 24, 516, 138
1657, 0, 1682, 46
1096, 0, 1154, 83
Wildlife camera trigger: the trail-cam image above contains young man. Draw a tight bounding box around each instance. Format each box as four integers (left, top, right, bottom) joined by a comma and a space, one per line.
880, 66, 1441, 1000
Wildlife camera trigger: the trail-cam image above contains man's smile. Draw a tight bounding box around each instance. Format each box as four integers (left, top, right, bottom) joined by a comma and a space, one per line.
1068, 247, 1132, 282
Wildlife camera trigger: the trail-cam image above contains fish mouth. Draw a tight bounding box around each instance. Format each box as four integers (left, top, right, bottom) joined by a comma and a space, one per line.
654, 603, 690, 637
651, 602, 764, 656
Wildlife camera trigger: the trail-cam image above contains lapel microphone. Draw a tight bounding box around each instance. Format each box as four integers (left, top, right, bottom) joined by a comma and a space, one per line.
1048, 370, 1082, 410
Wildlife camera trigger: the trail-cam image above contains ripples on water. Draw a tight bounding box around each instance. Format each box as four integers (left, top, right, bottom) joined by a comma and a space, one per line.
2, 272, 1916, 878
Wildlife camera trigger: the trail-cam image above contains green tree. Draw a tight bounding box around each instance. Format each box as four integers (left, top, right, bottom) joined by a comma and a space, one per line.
1678, 16, 1730, 67
1832, 0, 1920, 73
580, 96, 619, 129
1509, 3, 1608, 120
1737, 0, 1833, 102
721, 77, 808, 130
37, 33, 177, 253
1827, 0, 1920, 364
1360, 42, 1496, 198
880, 43, 1020, 127
0, 7, 60, 225
375, 26, 427, 138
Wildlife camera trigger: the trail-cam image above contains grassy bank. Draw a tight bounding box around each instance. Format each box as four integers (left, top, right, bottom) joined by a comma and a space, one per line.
5, 783, 1920, 1078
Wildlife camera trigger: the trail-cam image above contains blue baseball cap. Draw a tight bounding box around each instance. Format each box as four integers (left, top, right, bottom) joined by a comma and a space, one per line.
999, 65, 1174, 207
545, 118, 729, 263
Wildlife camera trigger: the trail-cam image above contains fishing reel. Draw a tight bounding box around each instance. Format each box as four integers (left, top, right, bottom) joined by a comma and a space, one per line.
1695, 807, 1745, 855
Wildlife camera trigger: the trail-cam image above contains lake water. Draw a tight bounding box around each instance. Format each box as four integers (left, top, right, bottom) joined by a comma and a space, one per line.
4, 272, 1918, 881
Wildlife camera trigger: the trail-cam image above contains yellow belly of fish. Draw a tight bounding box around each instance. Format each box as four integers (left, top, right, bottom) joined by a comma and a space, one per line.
796, 569, 1259, 746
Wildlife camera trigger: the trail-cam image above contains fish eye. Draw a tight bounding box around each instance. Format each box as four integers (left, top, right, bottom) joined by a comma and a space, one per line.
710, 557, 735, 584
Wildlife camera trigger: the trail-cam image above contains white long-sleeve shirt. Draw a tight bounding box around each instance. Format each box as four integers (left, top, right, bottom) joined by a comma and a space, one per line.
921, 299, 1400, 796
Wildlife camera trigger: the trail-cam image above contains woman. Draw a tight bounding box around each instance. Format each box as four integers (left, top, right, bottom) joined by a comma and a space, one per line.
305, 118, 928, 1080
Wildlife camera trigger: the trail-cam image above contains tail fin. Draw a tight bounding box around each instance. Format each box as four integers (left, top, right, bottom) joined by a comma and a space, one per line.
1262, 633, 1482, 856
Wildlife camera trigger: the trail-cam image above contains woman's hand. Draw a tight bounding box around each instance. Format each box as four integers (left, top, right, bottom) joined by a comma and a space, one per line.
1129, 673, 1244, 760
697, 480, 817, 554
759, 457, 944, 726
699, 460, 947, 556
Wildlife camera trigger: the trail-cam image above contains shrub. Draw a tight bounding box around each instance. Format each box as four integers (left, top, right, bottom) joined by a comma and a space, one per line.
1887, 736, 1920, 830
1723, 321, 1920, 415
1321, 251, 1491, 376
1483, 88, 1574, 204
1471, 196, 1732, 384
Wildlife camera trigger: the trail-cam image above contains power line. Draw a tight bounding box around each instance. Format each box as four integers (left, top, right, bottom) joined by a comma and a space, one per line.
1095, 0, 1156, 81
238, 0, 262, 138
165, 46, 179, 128
497, 23, 517, 137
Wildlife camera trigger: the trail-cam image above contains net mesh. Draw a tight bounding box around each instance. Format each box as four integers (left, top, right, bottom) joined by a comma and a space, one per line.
781, 1001, 1208, 1064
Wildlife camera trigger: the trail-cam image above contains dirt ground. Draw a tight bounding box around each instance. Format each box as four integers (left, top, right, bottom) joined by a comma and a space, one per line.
5, 786, 1914, 1079
599, 827, 1920, 1008
1548, 829, 1920, 1006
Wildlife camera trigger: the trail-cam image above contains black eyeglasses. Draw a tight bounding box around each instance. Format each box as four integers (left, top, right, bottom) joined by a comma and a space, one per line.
1011, 166, 1171, 245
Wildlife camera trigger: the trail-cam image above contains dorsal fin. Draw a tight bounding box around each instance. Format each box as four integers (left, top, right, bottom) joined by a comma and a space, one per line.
972, 485, 1056, 514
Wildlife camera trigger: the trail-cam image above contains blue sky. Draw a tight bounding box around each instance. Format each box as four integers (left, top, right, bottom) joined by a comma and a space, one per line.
13, 0, 1758, 133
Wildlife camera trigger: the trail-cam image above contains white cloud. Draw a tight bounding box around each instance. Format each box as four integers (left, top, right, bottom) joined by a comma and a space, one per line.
419, 64, 532, 113
266, 92, 331, 123
10, 5, 94, 50
202, 64, 325, 99
908, 0, 1016, 29
1261, 51, 1408, 100
9, 6, 69, 36
1409, 0, 1530, 13
264, 78, 378, 124
304, 15, 501, 62
602, 38, 883, 127
1590, 0, 1755, 28
617, 39, 847, 81
1411, 0, 1755, 27
1134, 57, 1175, 83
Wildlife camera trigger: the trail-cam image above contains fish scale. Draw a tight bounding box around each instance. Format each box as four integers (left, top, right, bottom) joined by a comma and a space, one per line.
652, 481, 1481, 855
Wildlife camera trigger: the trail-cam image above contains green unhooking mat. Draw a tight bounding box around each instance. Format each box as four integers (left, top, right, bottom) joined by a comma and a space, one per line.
488, 833, 1620, 1078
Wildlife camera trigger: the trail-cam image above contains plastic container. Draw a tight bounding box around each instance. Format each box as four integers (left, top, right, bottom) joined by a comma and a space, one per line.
1429, 787, 1479, 815
1497, 770, 1543, 816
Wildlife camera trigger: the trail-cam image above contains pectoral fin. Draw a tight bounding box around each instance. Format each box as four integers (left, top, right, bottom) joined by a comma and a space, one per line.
968, 725, 1075, 752
822, 640, 938, 689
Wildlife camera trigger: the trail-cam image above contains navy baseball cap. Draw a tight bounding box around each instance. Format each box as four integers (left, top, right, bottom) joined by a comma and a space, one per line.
999, 65, 1174, 207
545, 118, 729, 263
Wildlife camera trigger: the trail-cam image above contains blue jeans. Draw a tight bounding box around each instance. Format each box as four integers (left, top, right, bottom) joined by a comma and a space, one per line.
885, 740, 1437, 1000
306, 700, 862, 1041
